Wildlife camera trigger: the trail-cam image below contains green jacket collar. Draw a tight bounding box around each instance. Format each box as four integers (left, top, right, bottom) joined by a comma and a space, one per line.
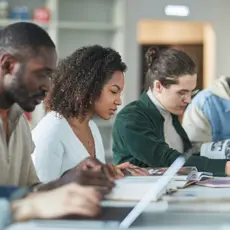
139, 91, 164, 122
139, 91, 192, 150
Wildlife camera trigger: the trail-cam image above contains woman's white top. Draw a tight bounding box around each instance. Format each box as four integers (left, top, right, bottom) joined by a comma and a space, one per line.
31, 111, 105, 183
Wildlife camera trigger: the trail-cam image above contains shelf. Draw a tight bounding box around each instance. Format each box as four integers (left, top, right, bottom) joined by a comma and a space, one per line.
0, 19, 51, 28
0, 19, 119, 32
58, 21, 118, 31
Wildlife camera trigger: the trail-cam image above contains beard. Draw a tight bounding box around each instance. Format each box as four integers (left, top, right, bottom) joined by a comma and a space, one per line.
5, 66, 45, 112
10, 81, 45, 112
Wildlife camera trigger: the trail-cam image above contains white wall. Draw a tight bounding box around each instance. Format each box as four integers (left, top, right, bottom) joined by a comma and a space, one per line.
123, 0, 230, 104
57, 0, 115, 58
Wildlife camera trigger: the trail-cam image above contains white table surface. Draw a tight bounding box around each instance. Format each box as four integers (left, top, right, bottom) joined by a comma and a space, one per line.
6, 177, 230, 230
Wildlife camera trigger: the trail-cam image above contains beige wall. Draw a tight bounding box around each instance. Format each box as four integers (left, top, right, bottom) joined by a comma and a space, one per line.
123, 0, 230, 105
137, 20, 215, 89
137, 20, 203, 44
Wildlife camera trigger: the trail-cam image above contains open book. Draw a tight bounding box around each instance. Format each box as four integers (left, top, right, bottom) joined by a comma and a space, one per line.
200, 139, 230, 159
196, 179, 230, 188
148, 166, 213, 188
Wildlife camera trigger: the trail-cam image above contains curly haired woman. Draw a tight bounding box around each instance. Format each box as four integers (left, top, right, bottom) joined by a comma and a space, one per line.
31, 45, 147, 183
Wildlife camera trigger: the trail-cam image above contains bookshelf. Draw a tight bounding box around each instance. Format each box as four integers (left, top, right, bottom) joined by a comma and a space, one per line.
3, 0, 125, 160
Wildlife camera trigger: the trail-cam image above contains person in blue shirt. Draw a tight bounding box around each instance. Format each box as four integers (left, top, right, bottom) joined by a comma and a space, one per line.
183, 76, 230, 150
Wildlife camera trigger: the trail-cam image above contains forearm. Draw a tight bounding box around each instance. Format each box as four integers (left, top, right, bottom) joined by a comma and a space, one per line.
129, 142, 180, 168
32, 180, 59, 192
185, 155, 227, 177
127, 139, 228, 177
11, 199, 36, 222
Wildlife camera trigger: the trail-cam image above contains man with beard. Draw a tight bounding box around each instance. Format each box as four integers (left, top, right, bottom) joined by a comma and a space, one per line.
0, 22, 116, 191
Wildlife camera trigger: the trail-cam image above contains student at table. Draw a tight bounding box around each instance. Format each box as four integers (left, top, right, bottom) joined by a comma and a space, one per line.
112, 46, 230, 176
183, 76, 230, 150
0, 157, 118, 229
32, 45, 148, 183
0, 22, 115, 190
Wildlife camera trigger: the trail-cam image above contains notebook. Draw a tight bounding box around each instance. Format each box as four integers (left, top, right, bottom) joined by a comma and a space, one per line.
28, 156, 185, 229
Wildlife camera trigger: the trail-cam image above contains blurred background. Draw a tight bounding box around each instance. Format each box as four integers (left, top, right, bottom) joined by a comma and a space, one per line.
2, 0, 230, 161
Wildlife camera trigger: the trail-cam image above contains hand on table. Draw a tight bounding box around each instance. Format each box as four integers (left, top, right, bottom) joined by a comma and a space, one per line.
102, 162, 150, 179
37, 158, 149, 193
12, 183, 102, 222
70, 158, 149, 180
117, 162, 149, 176
37, 158, 114, 192
65, 158, 125, 181
57, 167, 114, 194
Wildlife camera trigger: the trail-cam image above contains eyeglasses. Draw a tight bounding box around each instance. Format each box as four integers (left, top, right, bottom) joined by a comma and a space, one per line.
177, 89, 199, 99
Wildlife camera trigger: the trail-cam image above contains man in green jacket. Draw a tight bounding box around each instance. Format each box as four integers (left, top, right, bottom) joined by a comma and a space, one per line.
112, 46, 230, 177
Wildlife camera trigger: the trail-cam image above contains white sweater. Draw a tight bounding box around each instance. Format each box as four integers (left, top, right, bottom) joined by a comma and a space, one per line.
147, 89, 184, 153
31, 111, 105, 183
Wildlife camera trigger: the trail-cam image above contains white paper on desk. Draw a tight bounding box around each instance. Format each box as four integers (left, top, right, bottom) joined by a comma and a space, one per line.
115, 176, 160, 183
106, 182, 159, 201
105, 176, 176, 201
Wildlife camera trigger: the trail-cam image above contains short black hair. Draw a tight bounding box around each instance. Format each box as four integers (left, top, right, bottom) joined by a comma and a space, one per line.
45, 45, 127, 120
0, 22, 55, 55
145, 46, 196, 88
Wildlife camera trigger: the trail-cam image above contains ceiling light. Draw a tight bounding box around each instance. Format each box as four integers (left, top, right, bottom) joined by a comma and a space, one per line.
164, 5, 190, 17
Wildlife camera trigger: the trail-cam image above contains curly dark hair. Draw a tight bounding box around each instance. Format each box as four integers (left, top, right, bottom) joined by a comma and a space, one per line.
45, 45, 127, 119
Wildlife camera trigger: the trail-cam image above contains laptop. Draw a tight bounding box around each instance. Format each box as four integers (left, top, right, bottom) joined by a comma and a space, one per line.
27, 156, 185, 229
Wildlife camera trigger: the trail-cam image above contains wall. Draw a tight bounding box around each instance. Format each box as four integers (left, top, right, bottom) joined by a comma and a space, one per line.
123, 0, 230, 104
57, 0, 115, 59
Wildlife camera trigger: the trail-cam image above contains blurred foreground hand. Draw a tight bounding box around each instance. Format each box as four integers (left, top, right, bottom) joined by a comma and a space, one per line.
12, 183, 102, 222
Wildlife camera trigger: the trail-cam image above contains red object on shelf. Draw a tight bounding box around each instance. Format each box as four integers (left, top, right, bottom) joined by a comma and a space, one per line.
33, 7, 50, 23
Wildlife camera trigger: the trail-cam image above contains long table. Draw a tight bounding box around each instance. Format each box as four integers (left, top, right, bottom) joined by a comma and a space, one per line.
6, 179, 230, 230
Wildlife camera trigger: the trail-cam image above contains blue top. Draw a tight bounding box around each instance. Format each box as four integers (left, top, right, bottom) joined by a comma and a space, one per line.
0, 186, 19, 199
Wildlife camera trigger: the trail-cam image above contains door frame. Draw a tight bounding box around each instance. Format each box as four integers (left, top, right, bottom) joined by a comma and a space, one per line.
137, 20, 216, 88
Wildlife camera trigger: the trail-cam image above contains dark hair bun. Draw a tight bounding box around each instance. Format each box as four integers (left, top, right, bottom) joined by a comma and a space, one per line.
145, 46, 159, 68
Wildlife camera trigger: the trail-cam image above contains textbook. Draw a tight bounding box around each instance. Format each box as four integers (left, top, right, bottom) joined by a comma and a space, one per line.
200, 139, 230, 160
148, 166, 213, 188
